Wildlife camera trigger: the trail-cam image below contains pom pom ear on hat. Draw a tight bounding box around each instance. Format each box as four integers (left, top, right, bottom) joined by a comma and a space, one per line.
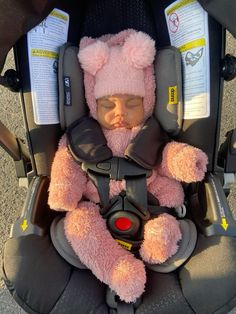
122, 32, 156, 69
78, 40, 109, 76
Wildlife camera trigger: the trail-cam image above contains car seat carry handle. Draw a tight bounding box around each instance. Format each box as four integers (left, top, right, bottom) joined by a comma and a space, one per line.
198, 0, 236, 38
154, 47, 183, 136
218, 129, 236, 172
0, 121, 30, 162
0, 120, 32, 180
0, 0, 56, 73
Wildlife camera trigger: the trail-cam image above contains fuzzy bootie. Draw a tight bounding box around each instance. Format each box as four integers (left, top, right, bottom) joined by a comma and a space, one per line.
64, 201, 146, 303
140, 214, 182, 264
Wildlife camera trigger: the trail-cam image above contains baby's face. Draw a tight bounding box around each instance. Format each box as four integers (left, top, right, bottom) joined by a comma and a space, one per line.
96, 94, 144, 129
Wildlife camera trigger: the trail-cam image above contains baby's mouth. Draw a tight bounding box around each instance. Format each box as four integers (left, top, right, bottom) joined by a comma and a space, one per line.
113, 118, 128, 128
114, 122, 127, 127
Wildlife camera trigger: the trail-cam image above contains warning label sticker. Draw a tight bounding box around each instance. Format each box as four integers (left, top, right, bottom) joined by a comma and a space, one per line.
27, 9, 69, 125
165, 0, 210, 120
116, 239, 132, 251
168, 12, 180, 33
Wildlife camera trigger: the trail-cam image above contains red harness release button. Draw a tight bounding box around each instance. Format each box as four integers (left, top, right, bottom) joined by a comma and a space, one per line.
115, 217, 132, 231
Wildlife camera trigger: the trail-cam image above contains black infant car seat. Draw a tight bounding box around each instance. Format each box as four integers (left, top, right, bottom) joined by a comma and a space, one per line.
49, 40, 198, 274
1, 0, 236, 313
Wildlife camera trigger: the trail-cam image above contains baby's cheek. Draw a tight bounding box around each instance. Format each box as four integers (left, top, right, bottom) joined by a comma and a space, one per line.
104, 111, 114, 124
128, 110, 144, 127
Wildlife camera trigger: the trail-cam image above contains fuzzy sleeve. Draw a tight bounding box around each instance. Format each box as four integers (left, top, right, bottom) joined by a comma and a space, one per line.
158, 141, 208, 183
48, 134, 87, 211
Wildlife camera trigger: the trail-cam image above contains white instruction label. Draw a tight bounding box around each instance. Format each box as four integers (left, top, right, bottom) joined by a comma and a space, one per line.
27, 9, 69, 125
165, 0, 210, 120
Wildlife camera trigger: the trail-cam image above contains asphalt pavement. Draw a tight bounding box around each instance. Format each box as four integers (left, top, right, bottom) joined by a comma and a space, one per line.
0, 32, 235, 313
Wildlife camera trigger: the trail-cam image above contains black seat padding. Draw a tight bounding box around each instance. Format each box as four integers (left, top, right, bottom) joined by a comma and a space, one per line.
2, 235, 108, 314
3, 233, 236, 313
180, 235, 236, 314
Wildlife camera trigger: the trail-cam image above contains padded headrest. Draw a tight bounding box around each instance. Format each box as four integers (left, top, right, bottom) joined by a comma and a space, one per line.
58, 43, 183, 136
58, 43, 88, 130
154, 47, 183, 136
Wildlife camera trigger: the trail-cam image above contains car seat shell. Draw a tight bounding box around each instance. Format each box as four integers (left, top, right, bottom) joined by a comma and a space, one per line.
1, 0, 236, 313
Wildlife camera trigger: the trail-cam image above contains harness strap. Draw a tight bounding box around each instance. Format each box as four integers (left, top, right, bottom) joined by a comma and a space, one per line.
148, 205, 176, 217
126, 176, 148, 218
86, 170, 110, 214
117, 302, 134, 314
83, 157, 151, 216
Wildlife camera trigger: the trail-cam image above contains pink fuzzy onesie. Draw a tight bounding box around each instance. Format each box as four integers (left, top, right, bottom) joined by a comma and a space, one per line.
48, 30, 208, 303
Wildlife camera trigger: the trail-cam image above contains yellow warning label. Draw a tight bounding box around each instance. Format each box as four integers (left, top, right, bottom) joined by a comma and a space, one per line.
21, 219, 28, 232
179, 38, 206, 52
221, 218, 229, 231
116, 239, 132, 251
166, 0, 195, 15
31, 49, 58, 59
50, 10, 68, 21
168, 86, 178, 105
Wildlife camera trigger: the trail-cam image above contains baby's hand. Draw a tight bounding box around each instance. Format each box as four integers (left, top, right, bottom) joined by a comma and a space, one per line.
161, 142, 208, 183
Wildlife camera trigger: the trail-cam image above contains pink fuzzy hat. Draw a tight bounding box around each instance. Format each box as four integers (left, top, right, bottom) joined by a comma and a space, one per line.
78, 29, 156, 119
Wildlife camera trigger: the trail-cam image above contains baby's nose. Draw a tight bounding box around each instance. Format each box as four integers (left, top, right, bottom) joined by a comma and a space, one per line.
115, 102, 127, 116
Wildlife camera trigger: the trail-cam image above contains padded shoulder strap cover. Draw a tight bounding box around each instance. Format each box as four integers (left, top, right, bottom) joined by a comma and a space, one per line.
154, 46, 183, 136
67, 116, 168, 169
67, 117, 112, 163
125, 116, 169, 169
58, 43, 88, 130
